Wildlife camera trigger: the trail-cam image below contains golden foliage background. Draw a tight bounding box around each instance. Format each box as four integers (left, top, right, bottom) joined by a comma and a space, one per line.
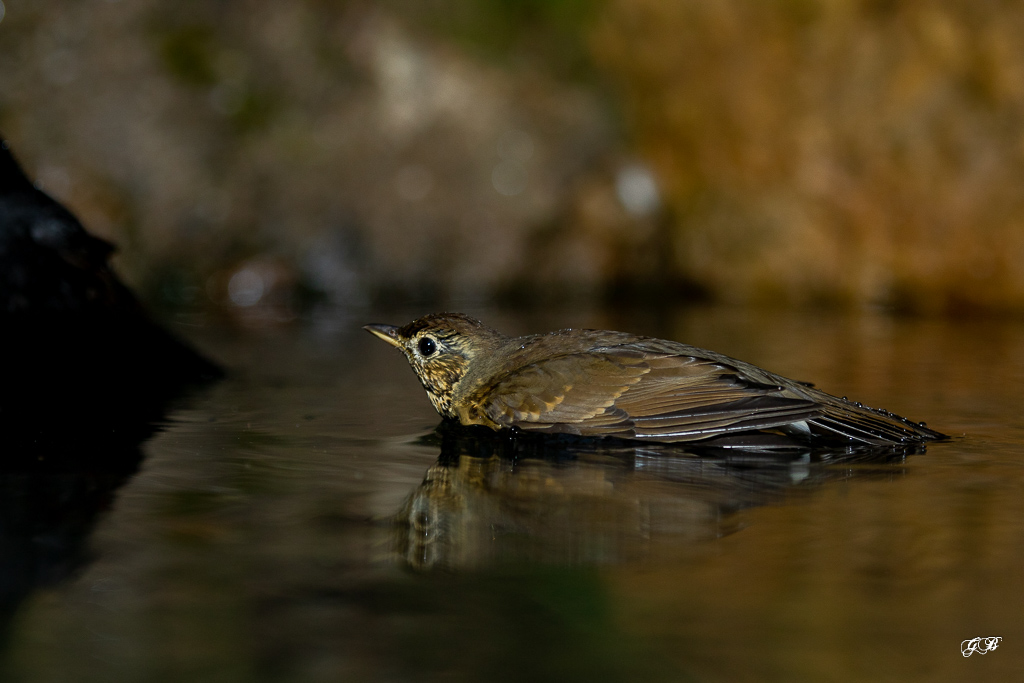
594, 0, 1024, 311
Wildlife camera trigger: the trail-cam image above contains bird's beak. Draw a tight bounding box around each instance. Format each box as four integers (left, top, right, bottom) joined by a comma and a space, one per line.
363, 323, 403, 350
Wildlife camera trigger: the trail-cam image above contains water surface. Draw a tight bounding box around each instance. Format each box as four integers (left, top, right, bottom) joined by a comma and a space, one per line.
1, 306, 1021, 682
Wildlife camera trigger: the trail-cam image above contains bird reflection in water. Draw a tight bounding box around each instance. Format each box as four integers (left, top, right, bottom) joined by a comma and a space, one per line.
392, 423, 920, 571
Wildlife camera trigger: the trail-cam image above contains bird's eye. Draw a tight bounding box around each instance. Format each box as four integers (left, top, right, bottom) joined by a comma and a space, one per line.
418, 337, 437, 357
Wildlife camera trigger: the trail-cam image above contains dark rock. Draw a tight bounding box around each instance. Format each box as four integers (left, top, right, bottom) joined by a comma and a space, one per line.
0, 136, 221, 460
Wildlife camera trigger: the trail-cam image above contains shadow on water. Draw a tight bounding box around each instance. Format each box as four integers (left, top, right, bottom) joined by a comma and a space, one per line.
0, 363, 219, 651
0, 467, 139, 649
391, 421, 925, 571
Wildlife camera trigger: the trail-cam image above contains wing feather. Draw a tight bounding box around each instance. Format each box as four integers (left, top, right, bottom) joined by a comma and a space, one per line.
466, 350, 821, 442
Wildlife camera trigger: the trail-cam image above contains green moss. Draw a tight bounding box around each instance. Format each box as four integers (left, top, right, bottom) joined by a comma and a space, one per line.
226, 86, 278, 134
389, 0, 601, 80
158, 24, 218, 86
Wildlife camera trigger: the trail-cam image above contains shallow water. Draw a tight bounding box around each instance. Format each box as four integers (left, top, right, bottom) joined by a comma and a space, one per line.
1, 305, 1022, 682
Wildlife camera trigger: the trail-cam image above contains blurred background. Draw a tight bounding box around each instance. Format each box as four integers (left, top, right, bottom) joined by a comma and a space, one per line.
3, 0, 1024, 318
6, 5, 1024, 682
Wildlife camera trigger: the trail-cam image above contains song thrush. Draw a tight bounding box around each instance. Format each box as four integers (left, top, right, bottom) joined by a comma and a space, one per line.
365, 313, 946, 447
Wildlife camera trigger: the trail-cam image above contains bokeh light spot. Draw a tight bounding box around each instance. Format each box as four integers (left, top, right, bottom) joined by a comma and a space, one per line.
228, 267, 265, 307
615, 163, 660, 217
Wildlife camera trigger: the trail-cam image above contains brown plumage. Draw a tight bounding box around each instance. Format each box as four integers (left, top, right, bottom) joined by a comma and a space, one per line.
365, 313, 946, 448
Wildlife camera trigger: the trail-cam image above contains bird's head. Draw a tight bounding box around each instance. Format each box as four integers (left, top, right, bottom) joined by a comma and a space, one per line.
364, 313, 505, 417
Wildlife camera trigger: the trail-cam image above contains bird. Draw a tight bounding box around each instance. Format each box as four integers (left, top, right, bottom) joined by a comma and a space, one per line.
365, 312, 946, 448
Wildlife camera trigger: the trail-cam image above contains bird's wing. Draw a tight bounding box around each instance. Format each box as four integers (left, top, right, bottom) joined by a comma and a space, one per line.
461, 350, 820, 442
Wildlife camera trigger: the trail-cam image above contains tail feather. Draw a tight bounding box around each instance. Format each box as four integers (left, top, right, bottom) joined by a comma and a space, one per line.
808, 405, 946, 445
